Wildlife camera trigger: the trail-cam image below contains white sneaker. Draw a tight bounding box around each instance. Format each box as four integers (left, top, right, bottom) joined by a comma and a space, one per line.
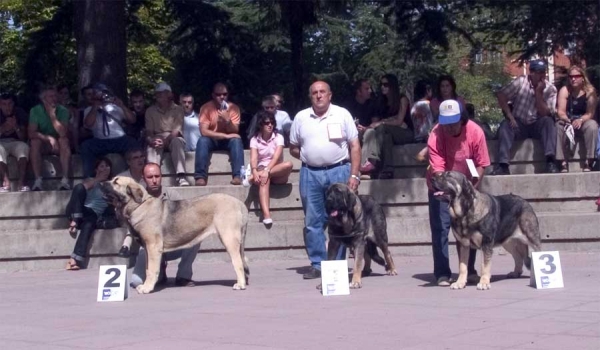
32, 178, 43, 191
58, 179, 71, 191
177, 177, 190, 187
262, 218, 273, 225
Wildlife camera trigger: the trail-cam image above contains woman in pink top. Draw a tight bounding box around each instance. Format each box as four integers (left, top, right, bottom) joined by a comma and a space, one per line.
249, 111, 293, 225
427, 99, 491, 286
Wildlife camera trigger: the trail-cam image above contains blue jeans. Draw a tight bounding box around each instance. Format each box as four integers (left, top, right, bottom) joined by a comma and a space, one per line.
130, 244, 201, 288
194, 136, 244, 179
428, 191, 477, 280
80, 136, 139, 177
299, 163, 349, 270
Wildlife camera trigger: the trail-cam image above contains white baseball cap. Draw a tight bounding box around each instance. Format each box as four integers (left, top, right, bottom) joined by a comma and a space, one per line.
439, 99, 461, 125
154, 82, 172, 92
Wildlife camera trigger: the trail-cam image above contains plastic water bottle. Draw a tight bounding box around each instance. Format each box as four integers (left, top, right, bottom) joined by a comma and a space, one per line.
242, 165, 251, 187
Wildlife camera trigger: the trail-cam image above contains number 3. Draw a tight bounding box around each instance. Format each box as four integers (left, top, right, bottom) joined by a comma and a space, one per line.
104, 268, 121, 288
539, 254, 556, 274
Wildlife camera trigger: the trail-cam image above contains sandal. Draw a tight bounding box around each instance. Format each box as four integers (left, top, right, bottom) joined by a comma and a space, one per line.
65, 259, 80, 271
0, 186, 9, 193
19, 186, 30, 192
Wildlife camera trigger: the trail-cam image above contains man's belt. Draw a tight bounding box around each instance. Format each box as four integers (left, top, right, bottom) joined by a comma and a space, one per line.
302, 160, 349, 171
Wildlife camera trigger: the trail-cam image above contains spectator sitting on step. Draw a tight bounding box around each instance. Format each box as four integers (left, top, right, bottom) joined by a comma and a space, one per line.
248, 110, 293, 225
555, 65, 598, 172
126, 90, 147, 144
130, 163, 200, 288
410, 80, 434, 143
28, 85, 72, 191
360, 74, 413, 179
180, 92, 201, 151
116, 147, 147, 257
271, 93, 293, 145
343, 79, 378, 140
491, 59, 559, 175
194, 82, 244, 186
430, 75, 467, 123
246, 95, 293, 146
65, 157, 113, 270
0, 93, 30, 192
80, 83, 139, 178
145, 82, 190, 187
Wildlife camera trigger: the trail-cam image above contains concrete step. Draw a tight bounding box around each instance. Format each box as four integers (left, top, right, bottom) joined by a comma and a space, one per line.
1, 172, 598, 218
2, 212, 599, 272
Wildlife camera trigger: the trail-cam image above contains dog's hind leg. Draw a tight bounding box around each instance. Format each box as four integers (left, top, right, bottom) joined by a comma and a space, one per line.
503, 238, 524, 278
379, 243, 397, 276
220, 232, 247, 290
362, 247, 372, 277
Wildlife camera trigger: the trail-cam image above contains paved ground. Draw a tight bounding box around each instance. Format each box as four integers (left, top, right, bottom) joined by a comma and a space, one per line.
0, 252, 598, 350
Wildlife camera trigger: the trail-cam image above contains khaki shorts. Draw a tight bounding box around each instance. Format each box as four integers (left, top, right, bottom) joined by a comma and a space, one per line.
0, 140, 29, 163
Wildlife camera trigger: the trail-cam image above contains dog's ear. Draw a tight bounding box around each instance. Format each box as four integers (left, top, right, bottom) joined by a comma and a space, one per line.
126, 184, 145, 204
460, 173, 476, 207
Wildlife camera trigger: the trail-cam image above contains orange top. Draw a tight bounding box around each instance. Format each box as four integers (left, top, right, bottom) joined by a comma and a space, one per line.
198, 101, 241, 133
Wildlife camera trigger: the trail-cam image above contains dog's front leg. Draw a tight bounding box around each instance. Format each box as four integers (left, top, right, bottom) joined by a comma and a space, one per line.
137, 242, 162, 294
350, 241, 365, 289
451, 243, 469, 290
477, 247, 493, 290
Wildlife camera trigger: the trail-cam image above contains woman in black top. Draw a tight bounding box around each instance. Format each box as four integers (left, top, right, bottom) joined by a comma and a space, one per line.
556, 66, 598, 172
360, 74, 413, 179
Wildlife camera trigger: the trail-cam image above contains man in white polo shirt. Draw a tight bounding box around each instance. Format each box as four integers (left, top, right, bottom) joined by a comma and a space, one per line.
289, 81, 361, 279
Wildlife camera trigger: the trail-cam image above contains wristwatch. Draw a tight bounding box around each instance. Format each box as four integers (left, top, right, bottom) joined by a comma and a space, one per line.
351, 174, 361, 182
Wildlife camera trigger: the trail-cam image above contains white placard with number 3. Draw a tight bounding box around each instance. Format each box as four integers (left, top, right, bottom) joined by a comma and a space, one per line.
97, 265, 128, 302
530, 251, 564, 289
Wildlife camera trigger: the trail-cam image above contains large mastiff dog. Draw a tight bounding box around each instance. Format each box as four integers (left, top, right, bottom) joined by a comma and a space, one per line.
325, 183, 397, 289
431, 171, 541, 290
102, 176, 249, 294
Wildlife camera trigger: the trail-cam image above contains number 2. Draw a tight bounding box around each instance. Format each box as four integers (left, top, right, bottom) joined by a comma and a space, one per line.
104, 268, 121, 288
538, 254, 556, 274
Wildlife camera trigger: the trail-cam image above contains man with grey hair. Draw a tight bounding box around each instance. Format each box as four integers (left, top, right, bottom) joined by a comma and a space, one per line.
289, 81, 361, 279
246, 95, 292, 144
28, 85, 72, 191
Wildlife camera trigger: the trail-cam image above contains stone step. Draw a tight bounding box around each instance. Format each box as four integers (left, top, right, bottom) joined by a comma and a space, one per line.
2, 139, 591, 185
1, 172, 598, 218
1, 212, 599, 272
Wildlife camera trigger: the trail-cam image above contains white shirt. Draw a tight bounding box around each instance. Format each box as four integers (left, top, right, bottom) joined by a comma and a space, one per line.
289, 104, 358, 167
84, 104, 126, 139
275, 110, 292, 134
183, 111, 201, 151
117, 169, 146, 188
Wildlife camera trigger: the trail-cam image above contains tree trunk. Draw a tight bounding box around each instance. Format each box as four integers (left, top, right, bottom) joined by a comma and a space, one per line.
73, 0, 127, 101
289, 20, 305, 112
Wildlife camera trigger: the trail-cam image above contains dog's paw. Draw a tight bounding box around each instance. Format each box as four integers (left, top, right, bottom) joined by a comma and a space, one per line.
136, 284, 153, 294
476, 282, 491, 290
387, 269, 398, 276
349, 281, 362, 289
506, 271, 522, 279
450, 281, 466, 290
232, 283, 246, 290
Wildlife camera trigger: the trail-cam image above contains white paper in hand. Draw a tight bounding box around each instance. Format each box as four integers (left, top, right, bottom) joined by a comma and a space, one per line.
466, 159, 479, 178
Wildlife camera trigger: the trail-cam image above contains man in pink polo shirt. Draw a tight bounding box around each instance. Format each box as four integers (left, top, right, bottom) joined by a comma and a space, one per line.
427, 99, 491, 287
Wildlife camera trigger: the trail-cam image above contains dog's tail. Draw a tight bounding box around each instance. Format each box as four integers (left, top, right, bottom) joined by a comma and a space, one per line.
367, 240, 386, 267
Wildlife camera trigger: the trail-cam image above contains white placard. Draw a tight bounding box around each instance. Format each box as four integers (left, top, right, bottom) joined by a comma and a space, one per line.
466, 159, 479, 178
97, 265, 128, 302
321, 260, 350, 296
530, 251, 564, 289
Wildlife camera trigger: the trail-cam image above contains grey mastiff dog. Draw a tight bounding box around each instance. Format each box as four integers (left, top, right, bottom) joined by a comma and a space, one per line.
431, 171, 542, 290
102, 176, 250, 294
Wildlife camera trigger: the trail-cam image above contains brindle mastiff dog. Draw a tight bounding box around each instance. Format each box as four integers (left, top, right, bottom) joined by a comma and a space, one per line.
101, 176, 249, 294
431, 171, 542, 290
325, 183, 397, 289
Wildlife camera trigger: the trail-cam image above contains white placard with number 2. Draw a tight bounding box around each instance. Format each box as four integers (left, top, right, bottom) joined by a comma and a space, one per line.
97, 265, 128, 302
530, 251, 564, 289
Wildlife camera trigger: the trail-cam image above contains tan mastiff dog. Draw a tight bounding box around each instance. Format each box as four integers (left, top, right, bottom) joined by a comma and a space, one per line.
101, 176, 249, 294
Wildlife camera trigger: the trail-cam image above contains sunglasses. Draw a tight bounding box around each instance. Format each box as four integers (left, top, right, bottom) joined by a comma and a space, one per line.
261, 121, 274, 126
214, 93, 228, 97
569, 75, 583, 79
